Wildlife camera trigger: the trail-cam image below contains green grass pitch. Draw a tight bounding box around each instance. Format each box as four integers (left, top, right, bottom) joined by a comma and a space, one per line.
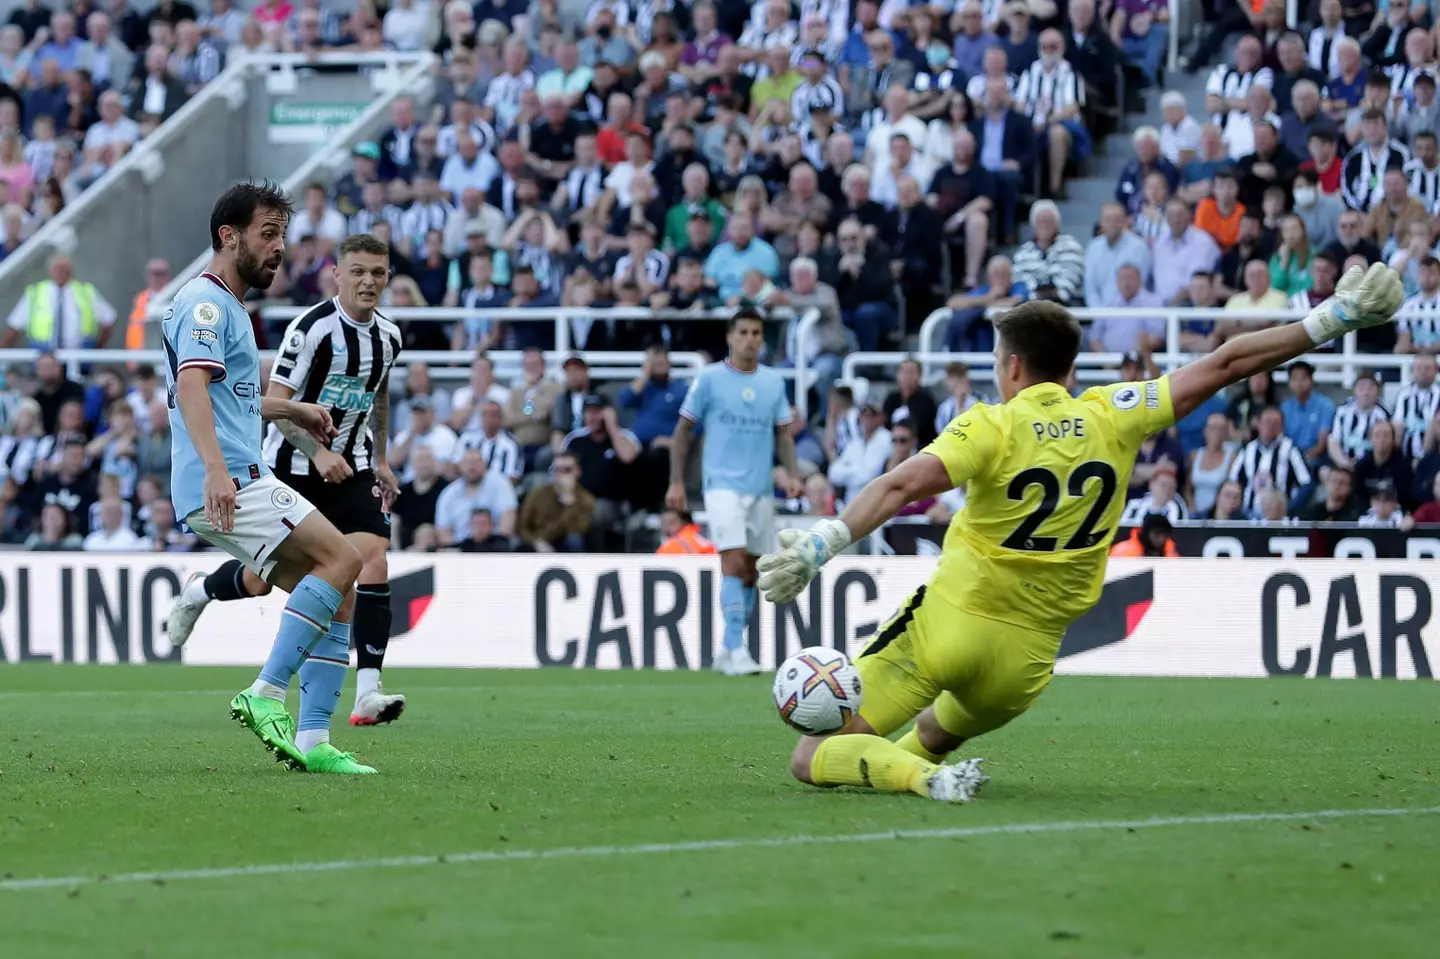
1, 667, 1438, 958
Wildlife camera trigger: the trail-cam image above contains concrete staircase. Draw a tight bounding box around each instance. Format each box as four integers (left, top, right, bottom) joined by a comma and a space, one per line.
1049, 68, 1212, 239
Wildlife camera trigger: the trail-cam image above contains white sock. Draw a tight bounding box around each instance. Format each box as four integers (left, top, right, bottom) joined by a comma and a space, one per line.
184, 577, 210, 604
248, 680, 287, 701
295, 728, 328, 753
355, 668, 381, 704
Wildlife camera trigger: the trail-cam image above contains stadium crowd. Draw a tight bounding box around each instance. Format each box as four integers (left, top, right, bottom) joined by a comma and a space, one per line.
6, 0, 1440, 554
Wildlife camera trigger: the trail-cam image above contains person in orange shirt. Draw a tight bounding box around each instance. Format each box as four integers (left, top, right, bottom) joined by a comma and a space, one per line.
1193, 167, 1245, 251
126, 258, 170, 353
1109, 512, 1182, 557
656, 508, 717, 555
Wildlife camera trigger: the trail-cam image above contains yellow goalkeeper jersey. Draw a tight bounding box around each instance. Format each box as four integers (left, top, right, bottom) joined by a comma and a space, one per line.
921, 378, 1177, 637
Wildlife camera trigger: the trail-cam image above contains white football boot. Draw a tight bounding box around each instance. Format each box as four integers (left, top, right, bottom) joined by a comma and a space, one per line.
165, 572, 211, 649
349, 688, 407, 726
711, 648, 732, 673
722, 646, 764, 677
926, 758, 988, 803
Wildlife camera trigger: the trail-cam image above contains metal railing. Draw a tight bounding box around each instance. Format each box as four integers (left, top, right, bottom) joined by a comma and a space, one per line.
151, 53, 436, 308
915, 306, 1398, 387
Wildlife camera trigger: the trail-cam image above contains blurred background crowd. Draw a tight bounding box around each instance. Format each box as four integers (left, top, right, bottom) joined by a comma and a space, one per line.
4, 0, 1440, 555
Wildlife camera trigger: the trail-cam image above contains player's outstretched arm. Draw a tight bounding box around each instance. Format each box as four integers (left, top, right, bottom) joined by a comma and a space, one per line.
263, 382, 351, 483
1168, 263, 1404, 422
758, 453, 952, 605
260, 394, 339, 447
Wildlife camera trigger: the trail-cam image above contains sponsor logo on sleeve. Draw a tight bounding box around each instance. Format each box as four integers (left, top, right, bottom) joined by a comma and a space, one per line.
192, 302, 221, 327
1112, 386, 1140, 411
190, 328, 218, 343
286, 330, 305, 352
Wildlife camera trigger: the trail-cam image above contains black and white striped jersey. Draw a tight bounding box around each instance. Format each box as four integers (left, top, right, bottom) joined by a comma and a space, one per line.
1340, 140, 1411, 212
0, 434, 40, 485
1229, 436, 1313, 512
1120, 493, 1190, 524
1307, 25, 1345, 77
1013, 60, 1084, 125
452, 428, 525, 482
613, 249, 671, 288
263, 298, 403, 477
1391, 380, 1440, 459
790, 75, 846, 123
1331, 399, 1392, 461
1405, 158, 1440, 213
1206, 64, 1275, 123
1398, 291, 1440, 348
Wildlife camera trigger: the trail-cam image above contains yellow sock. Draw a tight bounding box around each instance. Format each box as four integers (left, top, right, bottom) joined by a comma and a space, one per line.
896, 728, 948, 764
810, 735, 936, 798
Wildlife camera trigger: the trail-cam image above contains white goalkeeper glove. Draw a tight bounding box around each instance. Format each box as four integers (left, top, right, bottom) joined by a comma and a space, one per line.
756, 519, 853, 605
1303, 262, 1405, 346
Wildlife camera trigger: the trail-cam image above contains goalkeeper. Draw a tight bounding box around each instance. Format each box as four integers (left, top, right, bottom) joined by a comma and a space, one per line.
758, 265, 1404, 803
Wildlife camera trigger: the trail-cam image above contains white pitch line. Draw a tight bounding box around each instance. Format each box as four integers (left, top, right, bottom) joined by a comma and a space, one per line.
3, 805, 1435, 893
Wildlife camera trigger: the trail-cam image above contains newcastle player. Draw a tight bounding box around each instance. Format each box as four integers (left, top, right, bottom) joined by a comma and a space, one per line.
169, 233, 409, 727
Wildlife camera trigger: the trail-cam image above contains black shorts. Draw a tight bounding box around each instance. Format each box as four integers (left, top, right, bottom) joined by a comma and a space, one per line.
277, 468, 391, 540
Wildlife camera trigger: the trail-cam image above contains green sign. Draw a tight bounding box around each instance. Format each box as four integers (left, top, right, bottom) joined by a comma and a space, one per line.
268, 102, 367, 144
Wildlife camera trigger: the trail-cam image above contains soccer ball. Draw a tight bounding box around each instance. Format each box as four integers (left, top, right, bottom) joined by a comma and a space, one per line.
772, 646, 863, 735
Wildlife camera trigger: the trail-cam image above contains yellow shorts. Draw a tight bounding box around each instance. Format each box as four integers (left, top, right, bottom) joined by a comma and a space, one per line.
855, 585, 1059, 741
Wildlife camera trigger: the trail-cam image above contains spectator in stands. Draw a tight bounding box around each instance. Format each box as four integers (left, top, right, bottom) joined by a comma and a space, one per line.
827, 400, 890, 499
823, 216, 894, 351
392, 446, 449, 549
1223, 84, 1281, 162
25, 502, 82, 550
1413, 470, 1440, 522
5, 253, 116, 349
1237, 119, 1298, 211
1280, 360, 1336, 468
619, 344, 684, 500
882, 359, 938, 447
1342, 108, 1410, 213
563, 393, 639, 522
1116, 126, 1178, 215
128, 43, 186, 121
1010, 29, 1087, 200
519, 450, 597, 552
1122, 462, 1190, 523
1090, 265, 1164, 352
82, 494, 142, 551
1231, 405, 1311, 515
434, 447, 518, 546
1269, 215, 1316, 295
944, 253, 1028, 352
1353, 420, 1414, 508
888, 175, 943, 323
929, 128, 993, 290
1083, 203, 1151, 307
655, 507, 715, 554
950, 2, 998, 77
1158, 92, 1201, 169
1329, 372, 1390, 470
935, 364, 984, 433
287, 181, 346, 249
1360, 481, 1411, 528
1322, 208, 1382, 267
1365, 167, 1427, 248
1007, 203, 1082, 308
1400, 76, 1440, 144
1290, 169, 1342, 251
450, 356, 511, 433
454, 508, 512, 552
1153, 200, 1222, 305
1269, 33, 1323, 117
971, 75, 1033, 243
1066, 0, 1123, 107
1392, 354, 1440, 463
1177, 124, 1231, 203
1300, 127, 1344, 197
1201, 479, 1244, 520
33, 438, 97, 534
393, 396, 460, 482
1195, 167, 1245, 254
1225, 259, 1289, 327
454, 400, 524, 485
378, 96, 421, 181
1280, 81, 1336, 161
440, 132, 501, 205
505, 347, 561, 467
1396, 256, 1440, 351
1186, 412, 1239, 514
704, 213, 778, 303
1109, 512, 1179, 557
1215, 212, 1275, 295
1297, 465, 1361, 521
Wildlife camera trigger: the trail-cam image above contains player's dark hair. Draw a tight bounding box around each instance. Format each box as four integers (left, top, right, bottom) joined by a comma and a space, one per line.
993, 301, 1083, 382
209, 181, 294, 251
338, 233, 390, 260
728, 306, 765, 331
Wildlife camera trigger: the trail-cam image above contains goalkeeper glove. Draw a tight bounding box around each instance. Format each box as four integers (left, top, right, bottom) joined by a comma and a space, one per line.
756, 519, 852, 605
1303, 262, 1404, 346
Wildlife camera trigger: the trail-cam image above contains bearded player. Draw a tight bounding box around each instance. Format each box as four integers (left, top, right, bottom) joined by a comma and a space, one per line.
168, 234, 408, 728
758, 264, 1404, 802
163, 182, 376, 773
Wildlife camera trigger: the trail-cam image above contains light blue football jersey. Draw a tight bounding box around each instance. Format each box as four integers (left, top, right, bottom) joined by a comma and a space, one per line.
679, 360, 792, 495
162, 272, 269, 519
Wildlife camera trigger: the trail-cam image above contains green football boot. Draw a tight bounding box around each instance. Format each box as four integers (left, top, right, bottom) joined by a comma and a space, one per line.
303, 743, 378, 775
229, 691, 307, 771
